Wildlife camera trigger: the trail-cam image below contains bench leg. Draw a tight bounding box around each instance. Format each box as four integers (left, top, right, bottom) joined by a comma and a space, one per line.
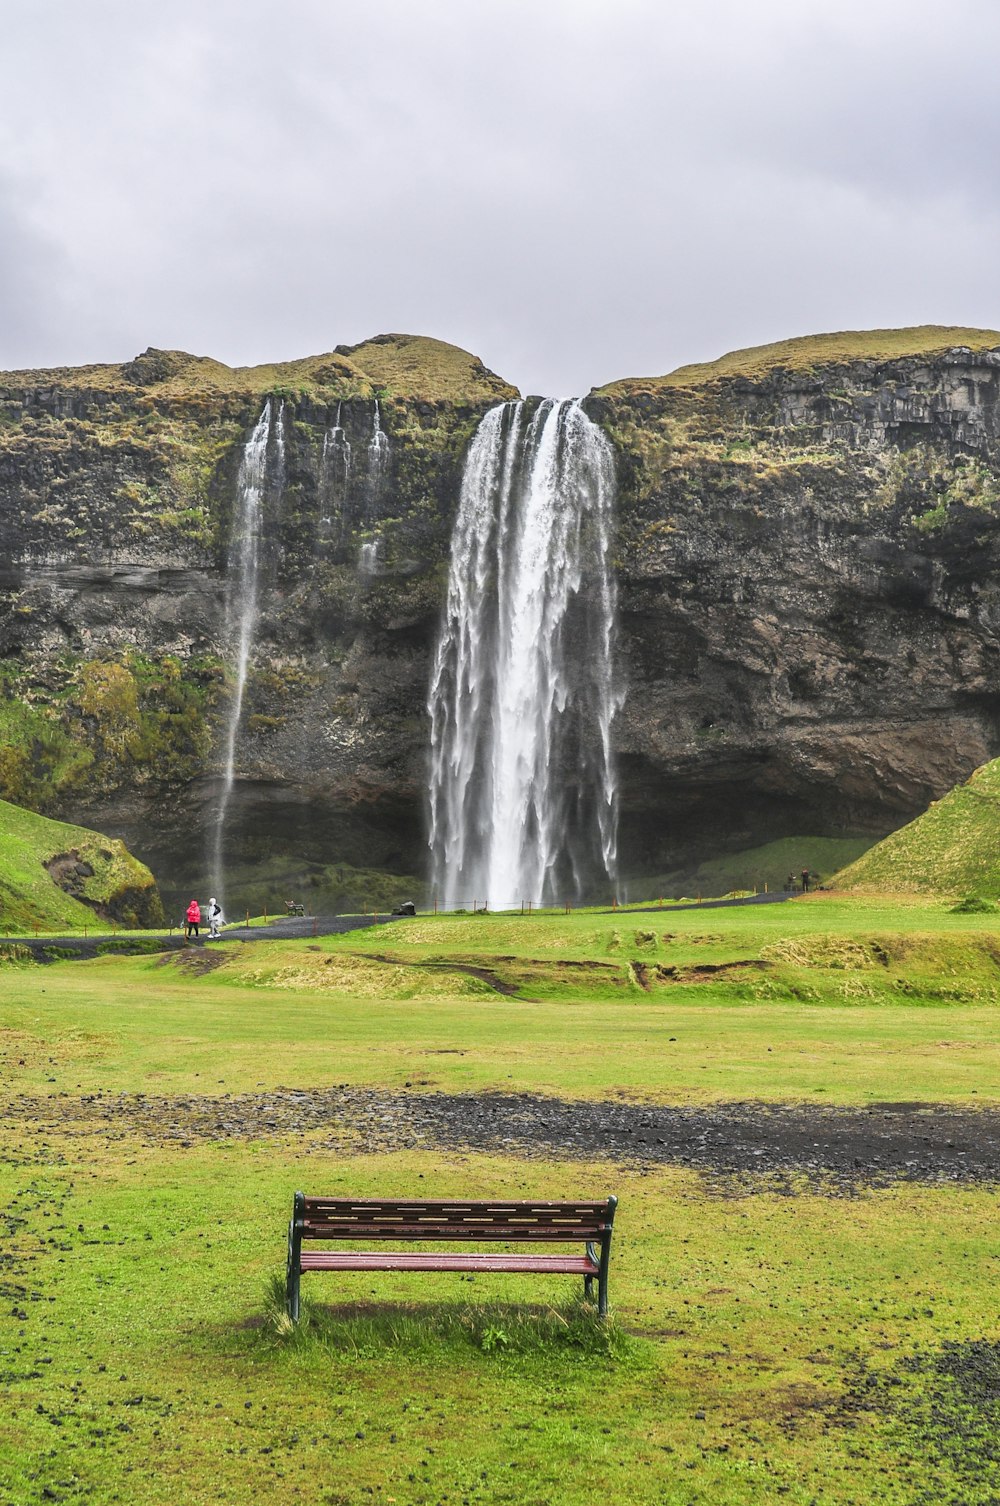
286, 1220, 301, 1323
597, 1237, 611, 1319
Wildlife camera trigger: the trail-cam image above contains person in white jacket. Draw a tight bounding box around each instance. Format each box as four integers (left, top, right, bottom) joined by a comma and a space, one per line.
207, 898, 224, 939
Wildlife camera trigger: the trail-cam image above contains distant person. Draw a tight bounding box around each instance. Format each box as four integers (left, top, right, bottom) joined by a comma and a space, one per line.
785, 873, 796, 893
800, 868, 810, 894
185, 899, 201, 938
207, 897, 223, 939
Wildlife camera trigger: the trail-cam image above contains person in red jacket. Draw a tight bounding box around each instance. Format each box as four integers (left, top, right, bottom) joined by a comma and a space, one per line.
185, 899, 201, 939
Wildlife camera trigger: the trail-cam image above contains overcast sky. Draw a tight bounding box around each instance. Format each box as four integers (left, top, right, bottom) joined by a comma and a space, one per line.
2, 0, 999, 395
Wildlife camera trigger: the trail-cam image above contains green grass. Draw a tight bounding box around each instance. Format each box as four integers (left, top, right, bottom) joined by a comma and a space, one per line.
5, 895, 1000, 1105
2, 1143, 996, 1504
167, 853, 422, 923
836, 756, 1000, 896
0, 796, 162, 930
4, 895, 1000, 1502
598, 324, 1000, 395
645, 833, 876, 899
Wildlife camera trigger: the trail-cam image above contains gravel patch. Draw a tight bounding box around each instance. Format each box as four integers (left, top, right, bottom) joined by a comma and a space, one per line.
4, 1087, 1000, 1192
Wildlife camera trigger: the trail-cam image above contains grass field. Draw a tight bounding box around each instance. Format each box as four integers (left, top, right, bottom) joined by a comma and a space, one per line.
3, 895, 1000, 1504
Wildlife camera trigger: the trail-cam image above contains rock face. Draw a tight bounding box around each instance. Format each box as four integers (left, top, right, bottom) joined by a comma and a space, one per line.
595, 330, 1000, 877
3, 325, 1000, 902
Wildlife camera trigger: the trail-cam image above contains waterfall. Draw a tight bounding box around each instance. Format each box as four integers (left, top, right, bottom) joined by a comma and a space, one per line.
427, 398, 619, 909
273, 399, 286, 486
322, 402, 352, 485
367, 398, 390, 499
320, 401, 352, 534
210, 400, 273, 902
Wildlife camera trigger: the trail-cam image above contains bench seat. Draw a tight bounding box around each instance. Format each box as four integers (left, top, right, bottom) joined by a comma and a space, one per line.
300, 1251, 600, 1274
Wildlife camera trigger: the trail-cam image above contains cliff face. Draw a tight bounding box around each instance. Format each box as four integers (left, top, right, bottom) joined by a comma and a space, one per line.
0, 335, 516, 904
3, 325, 1000, 903
596, 328, 1000, 878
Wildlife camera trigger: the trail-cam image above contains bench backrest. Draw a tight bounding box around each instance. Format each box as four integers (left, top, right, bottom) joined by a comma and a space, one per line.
297, 1197, 616, 1242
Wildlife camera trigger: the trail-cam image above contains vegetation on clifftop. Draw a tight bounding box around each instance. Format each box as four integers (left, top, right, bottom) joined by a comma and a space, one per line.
598, 324, 1000, 396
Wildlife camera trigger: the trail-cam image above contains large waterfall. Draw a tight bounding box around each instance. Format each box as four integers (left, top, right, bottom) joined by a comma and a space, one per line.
427, 398, 619, 909
210, 400, 273, 902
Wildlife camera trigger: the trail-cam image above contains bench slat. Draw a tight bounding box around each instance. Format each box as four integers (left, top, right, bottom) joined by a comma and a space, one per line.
301, 1222, 605, 1241
299, 1251, 600, 1274
300, 1201, 612, 1241
301, 1200, 608, 1217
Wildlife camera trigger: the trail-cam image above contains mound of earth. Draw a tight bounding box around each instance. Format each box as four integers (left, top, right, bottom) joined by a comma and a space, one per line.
0, 797, 163, 929
835, 757, 1000, 896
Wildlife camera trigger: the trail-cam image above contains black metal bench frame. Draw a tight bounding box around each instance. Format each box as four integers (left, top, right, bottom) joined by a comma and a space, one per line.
285, 1194, 618, 1320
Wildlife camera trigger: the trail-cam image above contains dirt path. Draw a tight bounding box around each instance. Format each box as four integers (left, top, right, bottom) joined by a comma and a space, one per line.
4, 1086, 998, 1192
606, 893, 793, 915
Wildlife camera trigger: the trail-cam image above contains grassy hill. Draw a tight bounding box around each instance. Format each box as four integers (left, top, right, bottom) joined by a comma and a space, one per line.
598, 324, 1000, 396
0, 798, 163, 930
0, 332, 519, 407
835, 758, 1000, 896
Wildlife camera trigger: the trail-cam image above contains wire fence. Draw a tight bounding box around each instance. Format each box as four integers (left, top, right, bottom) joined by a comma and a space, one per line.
4, 879, 813, 940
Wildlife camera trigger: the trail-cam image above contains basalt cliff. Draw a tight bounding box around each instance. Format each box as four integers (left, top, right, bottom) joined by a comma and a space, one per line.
3, 326, 1000, 907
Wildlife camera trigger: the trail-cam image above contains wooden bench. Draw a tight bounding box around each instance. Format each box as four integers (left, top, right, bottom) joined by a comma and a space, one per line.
285, 1194, 618, 1320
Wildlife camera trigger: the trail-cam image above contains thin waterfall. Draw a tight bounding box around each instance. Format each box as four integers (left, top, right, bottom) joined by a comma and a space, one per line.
210, 401, 273, 902
428, 398, 620, 909
322, 401, 352, 485
359, 398, 390, 568
320, 401, 352, 534
273, 399, 286, 487
367, 398, 390, 498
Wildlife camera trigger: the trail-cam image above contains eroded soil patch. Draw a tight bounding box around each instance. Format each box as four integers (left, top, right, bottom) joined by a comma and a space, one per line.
3, 1088, 999, 1192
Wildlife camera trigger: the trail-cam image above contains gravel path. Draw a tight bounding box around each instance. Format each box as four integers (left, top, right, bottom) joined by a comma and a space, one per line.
5, 1086, 999, 1192
1, 913, 396, 960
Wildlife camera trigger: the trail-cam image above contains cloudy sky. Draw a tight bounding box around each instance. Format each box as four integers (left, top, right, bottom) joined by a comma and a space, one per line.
2, 0, 999, 394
